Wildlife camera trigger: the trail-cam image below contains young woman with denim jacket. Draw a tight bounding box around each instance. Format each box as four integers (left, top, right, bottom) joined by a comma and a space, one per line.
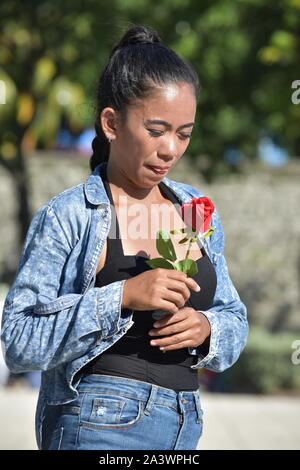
1, 25, 248, 450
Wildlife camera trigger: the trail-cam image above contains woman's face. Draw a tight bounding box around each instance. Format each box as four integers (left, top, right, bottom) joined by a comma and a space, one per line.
108, 81, 197, 190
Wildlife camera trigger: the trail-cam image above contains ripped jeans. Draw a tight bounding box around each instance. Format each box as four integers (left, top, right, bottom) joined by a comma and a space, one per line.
40, 374, 204, 450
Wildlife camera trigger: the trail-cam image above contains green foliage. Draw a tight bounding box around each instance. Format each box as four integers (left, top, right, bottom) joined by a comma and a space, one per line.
145, 228, 200, 276
154, 229, 176, 261
145, 257, 175, 270
0, 0, 299, 177
174, 258, 198, 276
221, 327, 300, 394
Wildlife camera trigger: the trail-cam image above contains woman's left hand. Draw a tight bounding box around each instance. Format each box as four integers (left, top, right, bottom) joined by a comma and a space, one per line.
148, 306, 211, 351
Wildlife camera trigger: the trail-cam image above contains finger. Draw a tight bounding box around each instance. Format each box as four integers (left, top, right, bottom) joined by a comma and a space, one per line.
149, 318, 190, 337
150, 331, 189, 348
167, 279, 190, 301
184, 277, 201, 292
159, 300, 179, 315
159, 340, 194, 351
166, 270, 200, 293
151, 312, 174, 328
160, 331, 207, 351
166, 269, 188, 281
162, 289, 185, 309
152, 307, 191, 328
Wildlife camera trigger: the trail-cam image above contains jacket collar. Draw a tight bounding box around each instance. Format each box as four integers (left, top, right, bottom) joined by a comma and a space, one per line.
84, 162, 195, 206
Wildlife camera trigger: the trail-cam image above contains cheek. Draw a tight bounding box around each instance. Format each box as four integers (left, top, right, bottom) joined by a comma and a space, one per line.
182, 138, 191, 150
127, 128, 150, 149
134, 134, 158, 157
173, 141, 190, 160
116, 132, 143, 159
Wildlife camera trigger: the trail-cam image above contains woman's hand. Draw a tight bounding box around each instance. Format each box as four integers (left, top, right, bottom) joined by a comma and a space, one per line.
122, 268, 200, 314
148, 306, 211, 351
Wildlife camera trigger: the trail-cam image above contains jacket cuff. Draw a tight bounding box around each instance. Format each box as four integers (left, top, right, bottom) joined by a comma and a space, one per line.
189, 310, 220, 369
97, 279, 133, 338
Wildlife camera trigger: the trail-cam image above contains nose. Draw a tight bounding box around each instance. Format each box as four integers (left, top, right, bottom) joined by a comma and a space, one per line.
158, 134, 177, 160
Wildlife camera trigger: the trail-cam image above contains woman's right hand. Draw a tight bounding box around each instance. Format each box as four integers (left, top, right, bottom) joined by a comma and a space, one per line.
121, 268, 201, 314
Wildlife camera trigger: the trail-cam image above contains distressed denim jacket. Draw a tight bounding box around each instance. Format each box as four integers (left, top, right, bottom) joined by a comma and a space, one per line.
1, 162, 248, 447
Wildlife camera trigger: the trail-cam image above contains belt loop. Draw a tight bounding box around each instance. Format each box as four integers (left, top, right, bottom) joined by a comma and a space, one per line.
177, 392, 185, 416
193, 391, 203, 424
144, 385, 157, 416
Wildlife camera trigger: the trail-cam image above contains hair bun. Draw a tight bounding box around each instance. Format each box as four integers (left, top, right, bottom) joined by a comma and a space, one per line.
116, 25, 162, 49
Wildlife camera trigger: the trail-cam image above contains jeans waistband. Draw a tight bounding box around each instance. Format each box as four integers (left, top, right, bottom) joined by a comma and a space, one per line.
77, 374, 203, 424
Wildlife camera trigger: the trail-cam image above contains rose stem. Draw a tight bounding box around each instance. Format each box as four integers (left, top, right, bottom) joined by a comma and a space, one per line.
185, 238, 192, 259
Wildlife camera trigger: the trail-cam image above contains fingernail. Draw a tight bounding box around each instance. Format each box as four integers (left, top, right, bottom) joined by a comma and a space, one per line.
196, 284, 201, 291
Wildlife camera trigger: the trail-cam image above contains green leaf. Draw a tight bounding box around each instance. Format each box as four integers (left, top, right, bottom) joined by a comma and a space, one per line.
203, 226, 214, 238
170, 228, 187, 234
178, 236, 189, 244
144, 257, 175, 270
156, 229, 177, 262
174, 259, 198, 276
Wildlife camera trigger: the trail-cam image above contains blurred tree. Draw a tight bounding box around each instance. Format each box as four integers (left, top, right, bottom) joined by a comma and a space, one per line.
0, 0, 121, 259
113, 0, 300, 180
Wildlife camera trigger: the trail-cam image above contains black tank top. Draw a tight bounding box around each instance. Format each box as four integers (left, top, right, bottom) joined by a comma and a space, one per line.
79, 164, 217, 391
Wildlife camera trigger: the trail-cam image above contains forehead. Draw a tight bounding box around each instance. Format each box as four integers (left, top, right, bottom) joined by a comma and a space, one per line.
128, 82, 196, 124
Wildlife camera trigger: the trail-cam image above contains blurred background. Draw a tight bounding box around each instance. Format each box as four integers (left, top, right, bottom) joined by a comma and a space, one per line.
0, 0, 300, 450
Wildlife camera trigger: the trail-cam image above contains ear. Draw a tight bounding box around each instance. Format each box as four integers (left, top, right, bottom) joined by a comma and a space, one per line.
100, 107, 120, 142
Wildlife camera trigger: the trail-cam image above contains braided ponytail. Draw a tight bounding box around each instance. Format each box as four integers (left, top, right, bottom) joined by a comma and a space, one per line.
90, 120, 110, 169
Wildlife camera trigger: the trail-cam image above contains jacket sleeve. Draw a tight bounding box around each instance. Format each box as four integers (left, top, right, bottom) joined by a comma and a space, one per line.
190, 207, 249, 372
0, 204, 131, 374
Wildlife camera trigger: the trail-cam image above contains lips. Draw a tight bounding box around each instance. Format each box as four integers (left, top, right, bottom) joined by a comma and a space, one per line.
148, 165, 170, 174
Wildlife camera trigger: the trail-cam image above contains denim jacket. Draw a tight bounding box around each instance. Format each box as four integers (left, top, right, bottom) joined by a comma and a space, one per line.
1, 162, 248, 447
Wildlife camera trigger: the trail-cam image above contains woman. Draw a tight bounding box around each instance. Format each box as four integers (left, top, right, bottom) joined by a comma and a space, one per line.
1, 25, 248, 450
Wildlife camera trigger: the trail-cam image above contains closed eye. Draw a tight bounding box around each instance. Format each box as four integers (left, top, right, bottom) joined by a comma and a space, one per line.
147, 129, 192, 140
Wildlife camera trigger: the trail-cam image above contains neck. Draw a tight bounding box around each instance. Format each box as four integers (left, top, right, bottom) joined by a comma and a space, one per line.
105, 161, 164, 204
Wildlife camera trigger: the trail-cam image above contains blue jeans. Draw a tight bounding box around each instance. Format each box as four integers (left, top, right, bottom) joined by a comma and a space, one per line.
41, 374, 204, 450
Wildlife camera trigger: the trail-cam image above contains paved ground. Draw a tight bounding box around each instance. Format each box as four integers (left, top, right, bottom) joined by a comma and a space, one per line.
0, 385, 299, 450
199, 391, 300, 450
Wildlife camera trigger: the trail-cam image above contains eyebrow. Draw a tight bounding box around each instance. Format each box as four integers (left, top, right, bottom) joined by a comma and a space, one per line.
145, 119, 195, 130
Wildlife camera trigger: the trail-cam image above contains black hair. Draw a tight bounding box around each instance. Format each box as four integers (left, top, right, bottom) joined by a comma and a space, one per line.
90, 24, 200, 171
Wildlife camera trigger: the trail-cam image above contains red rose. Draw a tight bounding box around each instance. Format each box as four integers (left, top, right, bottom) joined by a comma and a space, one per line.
181, 197, 214, 233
